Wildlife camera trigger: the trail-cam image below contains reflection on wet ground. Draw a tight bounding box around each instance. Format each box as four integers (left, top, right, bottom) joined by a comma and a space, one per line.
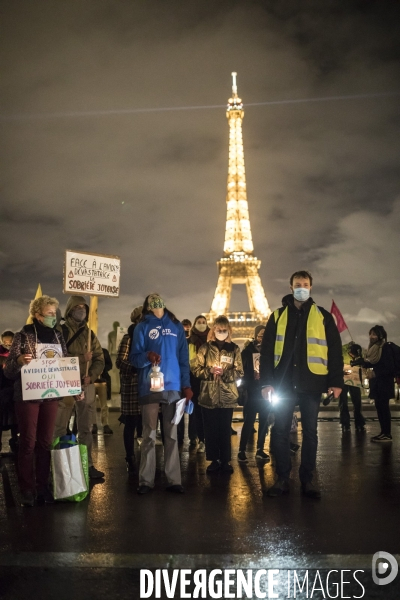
0, 409, 399, 598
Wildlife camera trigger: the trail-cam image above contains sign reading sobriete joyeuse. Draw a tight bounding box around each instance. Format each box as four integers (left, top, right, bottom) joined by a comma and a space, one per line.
21, 357, 82, 401
64, 250, 121, 297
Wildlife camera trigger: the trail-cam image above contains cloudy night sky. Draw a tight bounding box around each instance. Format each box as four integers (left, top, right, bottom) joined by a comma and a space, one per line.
1, 0, 400, 348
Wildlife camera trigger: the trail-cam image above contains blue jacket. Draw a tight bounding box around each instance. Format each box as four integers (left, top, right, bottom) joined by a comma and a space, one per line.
129, 312, 190, 399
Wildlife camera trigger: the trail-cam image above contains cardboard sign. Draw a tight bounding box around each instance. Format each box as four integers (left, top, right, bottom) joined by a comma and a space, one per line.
21, 357, 82, 401
64, 250, 121, 297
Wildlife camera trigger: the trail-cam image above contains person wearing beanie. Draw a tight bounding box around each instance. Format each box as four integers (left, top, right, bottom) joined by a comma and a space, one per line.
238, 325, 270, 463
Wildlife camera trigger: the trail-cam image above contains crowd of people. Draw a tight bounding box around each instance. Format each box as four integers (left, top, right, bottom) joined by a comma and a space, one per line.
0, 270, 398, 507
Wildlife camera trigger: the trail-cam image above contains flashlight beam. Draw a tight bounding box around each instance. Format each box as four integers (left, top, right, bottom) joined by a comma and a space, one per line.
0, 91, 399, 121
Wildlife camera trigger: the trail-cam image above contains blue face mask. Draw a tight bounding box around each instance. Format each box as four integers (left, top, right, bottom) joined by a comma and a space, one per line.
293, 288, 310, 302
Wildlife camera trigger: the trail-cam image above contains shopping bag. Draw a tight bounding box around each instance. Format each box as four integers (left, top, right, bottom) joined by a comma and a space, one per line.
51, 437, 89, 502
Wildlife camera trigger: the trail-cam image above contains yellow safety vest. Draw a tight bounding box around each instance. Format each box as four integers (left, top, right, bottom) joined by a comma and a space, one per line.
273, 304, 328, 375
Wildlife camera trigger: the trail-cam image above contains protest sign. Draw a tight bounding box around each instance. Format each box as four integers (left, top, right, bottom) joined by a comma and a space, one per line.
21, 357, 82, 401
64, 250, 121, 297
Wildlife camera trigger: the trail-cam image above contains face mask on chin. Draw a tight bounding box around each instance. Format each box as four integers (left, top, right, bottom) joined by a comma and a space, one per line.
293, 288, 310, 302
215, 331, 229, 341
196, 323, 207, 332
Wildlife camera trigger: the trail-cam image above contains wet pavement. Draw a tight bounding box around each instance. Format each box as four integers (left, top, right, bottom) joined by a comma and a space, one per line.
0, 407, 399, 599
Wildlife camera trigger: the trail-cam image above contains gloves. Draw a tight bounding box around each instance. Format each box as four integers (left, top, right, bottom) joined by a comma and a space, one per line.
182, 387, 193, 404
147, 351, 161, 365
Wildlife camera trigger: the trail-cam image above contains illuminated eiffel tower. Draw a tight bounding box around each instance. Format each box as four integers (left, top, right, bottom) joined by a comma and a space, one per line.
205, 73, 271, 339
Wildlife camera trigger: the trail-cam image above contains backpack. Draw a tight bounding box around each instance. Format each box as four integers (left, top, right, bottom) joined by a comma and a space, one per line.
386, 342, 400, 381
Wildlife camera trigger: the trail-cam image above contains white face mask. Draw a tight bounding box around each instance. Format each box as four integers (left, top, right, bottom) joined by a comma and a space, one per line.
215, 331, 228, 341
196, 323, 207, 332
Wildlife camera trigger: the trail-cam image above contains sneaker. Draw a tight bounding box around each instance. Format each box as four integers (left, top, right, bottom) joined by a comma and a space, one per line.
20, 491, 35, 507
301, 481, 321, 498
255, 450, 270, 461
89, 465, 105, 479
221, 462, 234, 473
370, 433, 384, 442
371, 433, 392, 443
237, 451, 248, 462
206, 460, 220, 473
91, 424, 98, 435
197, 441, 206, 453
266, 478, 290, 497
125, 456, 135, 474
103, 425, 113, 435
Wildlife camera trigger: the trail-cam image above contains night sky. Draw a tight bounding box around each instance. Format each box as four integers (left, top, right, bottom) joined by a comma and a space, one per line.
1, 0, 400, 347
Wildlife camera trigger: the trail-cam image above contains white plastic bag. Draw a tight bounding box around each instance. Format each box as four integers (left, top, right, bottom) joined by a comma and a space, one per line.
51, 444, 88, 500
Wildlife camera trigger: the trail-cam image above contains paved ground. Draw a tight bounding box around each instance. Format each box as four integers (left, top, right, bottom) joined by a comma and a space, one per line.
0, 406, 399, 599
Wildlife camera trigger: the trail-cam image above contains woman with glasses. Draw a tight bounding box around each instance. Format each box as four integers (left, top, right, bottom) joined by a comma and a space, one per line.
4, 295, 68, 506
193, 315, 243, 474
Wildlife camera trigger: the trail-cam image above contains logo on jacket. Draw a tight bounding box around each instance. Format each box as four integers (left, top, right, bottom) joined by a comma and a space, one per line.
149, 329, 160, 340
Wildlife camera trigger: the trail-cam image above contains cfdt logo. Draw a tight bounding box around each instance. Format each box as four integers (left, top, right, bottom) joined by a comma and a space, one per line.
372, 552, 398, 586
149, 329, 159, 340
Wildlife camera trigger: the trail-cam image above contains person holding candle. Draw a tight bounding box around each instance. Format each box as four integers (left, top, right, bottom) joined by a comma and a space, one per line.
130, 293, 192, 495
193, 315, 243, 474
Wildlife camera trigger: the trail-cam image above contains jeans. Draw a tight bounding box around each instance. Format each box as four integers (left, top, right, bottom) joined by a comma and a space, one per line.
16, 400, 59, 493
374, 390, 392, 435
273, 391, 321, 483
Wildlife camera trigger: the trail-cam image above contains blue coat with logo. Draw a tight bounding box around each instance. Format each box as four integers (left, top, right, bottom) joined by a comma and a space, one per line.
129, 312, 190, 400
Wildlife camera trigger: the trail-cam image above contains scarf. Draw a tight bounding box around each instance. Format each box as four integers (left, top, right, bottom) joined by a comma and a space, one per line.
189, 328, 209, 352
365, 339, 385, 365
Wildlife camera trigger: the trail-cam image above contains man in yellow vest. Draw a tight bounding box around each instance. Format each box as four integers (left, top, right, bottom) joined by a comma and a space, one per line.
260, 271, 343, 498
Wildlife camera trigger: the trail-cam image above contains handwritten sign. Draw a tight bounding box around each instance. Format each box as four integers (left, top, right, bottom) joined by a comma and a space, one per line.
64, 250, 121, 297
21, 357, 82, 401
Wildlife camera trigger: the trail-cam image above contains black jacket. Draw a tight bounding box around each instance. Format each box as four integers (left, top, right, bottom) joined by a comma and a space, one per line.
364, 343, 395, 400
259, 294, 344, 394
241, 340, 262, 400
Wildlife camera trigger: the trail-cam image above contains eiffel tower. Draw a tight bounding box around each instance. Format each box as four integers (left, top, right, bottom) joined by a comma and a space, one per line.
205, 73, 271, 339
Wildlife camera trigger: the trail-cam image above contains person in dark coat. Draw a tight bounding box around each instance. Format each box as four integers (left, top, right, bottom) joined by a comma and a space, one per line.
238, 325, 270, 462
187, 315, 210, 452
359, 326, 395, 442
0, 330, 18, 454
260, 271, 343, 498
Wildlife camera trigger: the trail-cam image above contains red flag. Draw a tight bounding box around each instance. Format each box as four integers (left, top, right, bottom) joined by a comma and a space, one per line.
330, 300, 348, 333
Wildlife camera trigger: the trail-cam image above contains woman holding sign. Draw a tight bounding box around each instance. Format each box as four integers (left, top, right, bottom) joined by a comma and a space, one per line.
193, 316, 243, 474
4, 295, 68, 507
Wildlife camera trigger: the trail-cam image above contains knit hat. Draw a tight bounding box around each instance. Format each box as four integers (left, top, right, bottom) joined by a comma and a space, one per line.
130, 305, 143, 323
254, 325, 265, 339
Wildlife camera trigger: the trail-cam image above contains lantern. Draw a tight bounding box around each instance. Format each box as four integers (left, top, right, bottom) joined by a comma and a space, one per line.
150, 365, 164, 392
